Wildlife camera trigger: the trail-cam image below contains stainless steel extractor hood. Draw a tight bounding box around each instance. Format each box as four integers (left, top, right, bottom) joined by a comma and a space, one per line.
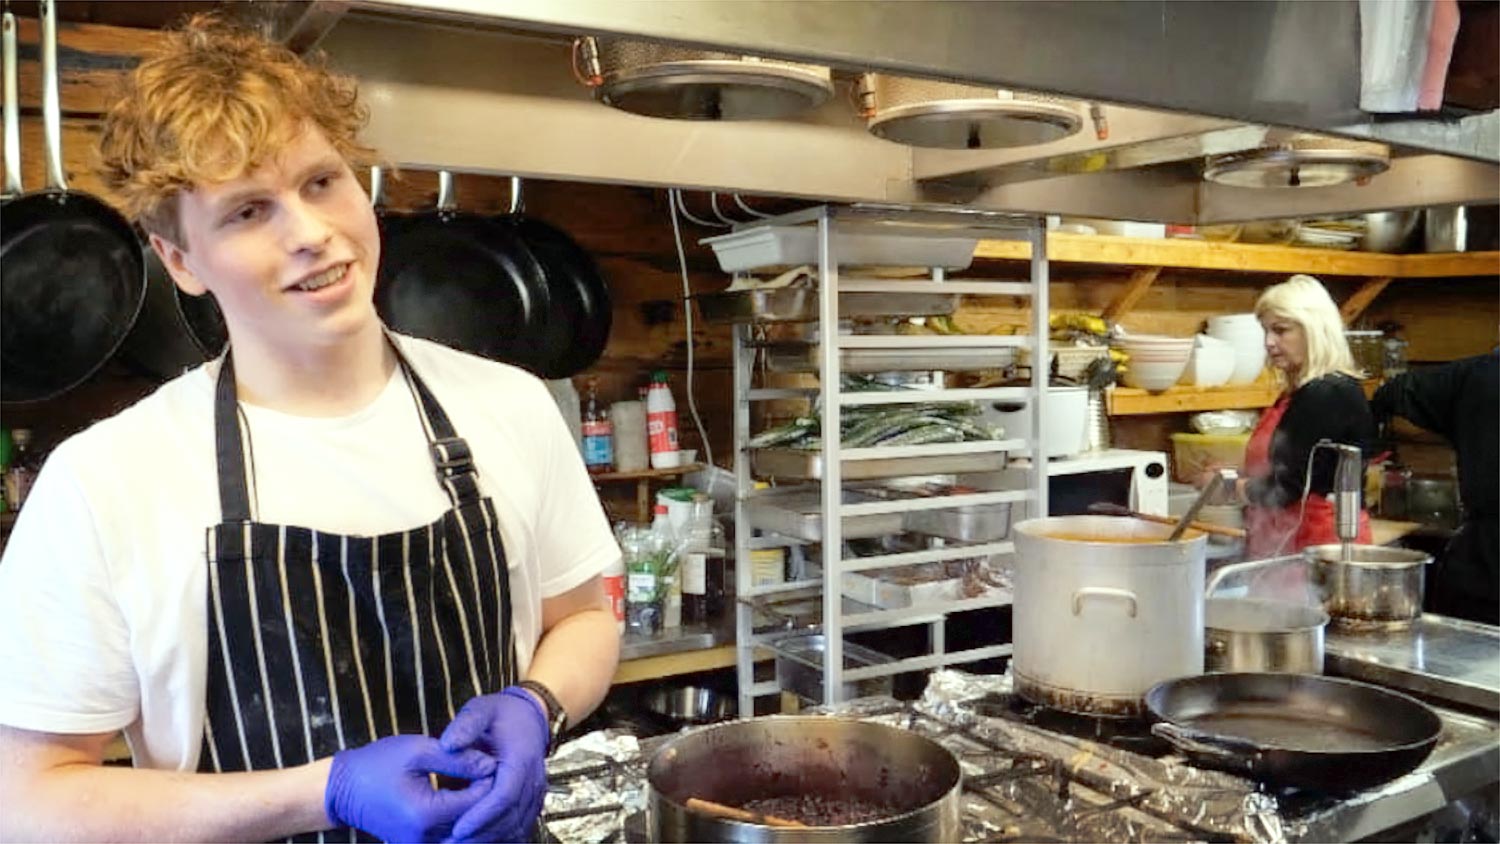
319, 0, 1498, 224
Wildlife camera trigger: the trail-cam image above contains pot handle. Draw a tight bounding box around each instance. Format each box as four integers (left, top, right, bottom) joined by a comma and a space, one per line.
1071, 587, 1138, 618
1151, 722, 1263, 770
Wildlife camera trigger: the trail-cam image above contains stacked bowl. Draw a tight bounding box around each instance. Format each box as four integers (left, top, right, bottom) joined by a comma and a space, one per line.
1207, 314, 1268, 385
1117, 334, 1195, 391
1182, 335, 1236, 387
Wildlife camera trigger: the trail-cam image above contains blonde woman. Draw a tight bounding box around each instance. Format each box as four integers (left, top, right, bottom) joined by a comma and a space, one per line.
1199, 274, 1376, 558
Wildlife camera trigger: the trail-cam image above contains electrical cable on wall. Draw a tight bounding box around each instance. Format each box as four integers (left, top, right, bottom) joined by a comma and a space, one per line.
672, 190, 728, 229
668, 189, 715, 473
733, 194, 773, 219
709, 192, 738, 226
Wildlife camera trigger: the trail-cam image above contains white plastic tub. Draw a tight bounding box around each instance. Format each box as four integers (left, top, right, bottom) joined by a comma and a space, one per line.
701, 226, 978, 273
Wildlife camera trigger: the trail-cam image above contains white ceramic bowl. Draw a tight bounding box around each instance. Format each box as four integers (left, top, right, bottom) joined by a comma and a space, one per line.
1224, 343, 1268, 384
1183, 342, 1236, 387
1208, 313, 1259, 330
1122, 357, 1190, 391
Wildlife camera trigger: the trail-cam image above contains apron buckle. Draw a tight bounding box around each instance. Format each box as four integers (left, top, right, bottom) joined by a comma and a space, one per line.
431, 437, 474, 477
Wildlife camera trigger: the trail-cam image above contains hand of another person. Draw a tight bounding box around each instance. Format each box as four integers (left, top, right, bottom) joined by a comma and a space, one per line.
324, 734, 497, 843
440, 687, 551, 843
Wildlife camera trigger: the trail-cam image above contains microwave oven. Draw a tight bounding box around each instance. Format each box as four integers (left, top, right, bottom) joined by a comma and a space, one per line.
1011, 449, 1171, 519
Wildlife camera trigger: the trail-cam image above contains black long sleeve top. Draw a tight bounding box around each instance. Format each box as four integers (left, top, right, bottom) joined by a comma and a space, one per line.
1370, 351, 1499, 521
1370, 351, 1499, 624
1245, 373, 1377, 510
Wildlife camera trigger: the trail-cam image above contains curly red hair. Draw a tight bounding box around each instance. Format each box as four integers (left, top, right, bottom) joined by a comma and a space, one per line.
98, 14, 376, 244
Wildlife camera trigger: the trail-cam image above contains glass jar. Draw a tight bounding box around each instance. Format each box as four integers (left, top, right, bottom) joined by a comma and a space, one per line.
1344, 330, 1383, 380
1381, 337, 1409, 379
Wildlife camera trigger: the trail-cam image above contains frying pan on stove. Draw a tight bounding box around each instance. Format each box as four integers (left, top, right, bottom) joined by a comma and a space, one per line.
1145, 673, 1441, 792
495, 178, 611, 378
2, 2, 146, 402
375, 171, 549, 370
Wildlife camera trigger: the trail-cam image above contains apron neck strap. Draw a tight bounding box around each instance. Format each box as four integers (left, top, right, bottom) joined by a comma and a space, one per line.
213, 336, 480, 524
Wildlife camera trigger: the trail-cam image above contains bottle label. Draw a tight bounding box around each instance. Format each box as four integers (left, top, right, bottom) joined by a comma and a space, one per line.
683, 553, 707, 594
648, 411, 679, 455
582, 420, 613, 469
602, 573, 625, 622
627, 572, 657, 602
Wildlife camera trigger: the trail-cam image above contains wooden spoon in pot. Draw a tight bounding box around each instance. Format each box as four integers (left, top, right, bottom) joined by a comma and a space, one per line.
684, 797, 808, 828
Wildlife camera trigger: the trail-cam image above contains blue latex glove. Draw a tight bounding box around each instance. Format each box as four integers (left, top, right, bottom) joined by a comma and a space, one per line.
439, 686, 551, 843
324, 734, 497, 843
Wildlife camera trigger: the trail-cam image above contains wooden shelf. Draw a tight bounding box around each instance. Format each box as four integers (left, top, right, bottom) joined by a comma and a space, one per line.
975, 232, 1500, 278
1107, 384, 1279, 416
590, 463, 705, 483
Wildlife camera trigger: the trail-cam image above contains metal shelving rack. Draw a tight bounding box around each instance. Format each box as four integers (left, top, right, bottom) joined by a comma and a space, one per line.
726, 205, 1050, 715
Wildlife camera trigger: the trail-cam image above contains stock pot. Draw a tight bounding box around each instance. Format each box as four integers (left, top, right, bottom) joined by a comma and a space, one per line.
647, 717, 961, 842
1012, 516, 1206, 718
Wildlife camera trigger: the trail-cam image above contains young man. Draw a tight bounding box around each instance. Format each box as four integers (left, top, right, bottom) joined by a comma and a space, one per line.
0, 16, 620, 843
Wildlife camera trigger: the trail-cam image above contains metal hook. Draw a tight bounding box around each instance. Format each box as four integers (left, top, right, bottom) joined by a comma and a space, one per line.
508, 175, 523, 215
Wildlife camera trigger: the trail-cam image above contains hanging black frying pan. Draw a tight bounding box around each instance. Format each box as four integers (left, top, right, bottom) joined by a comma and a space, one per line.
375, 170, 550, 369
496, 177, 611, 379
1146, 673, 1442, 792
1, 0, 145, 403
118, 246, 210, 380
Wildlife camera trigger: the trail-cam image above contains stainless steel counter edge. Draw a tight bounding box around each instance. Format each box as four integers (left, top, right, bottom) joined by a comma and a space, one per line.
1291, 708, 1500, 842
619, 618, 734, 663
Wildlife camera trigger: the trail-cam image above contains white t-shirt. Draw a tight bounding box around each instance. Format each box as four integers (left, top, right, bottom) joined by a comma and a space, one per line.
0, 334, 619, 771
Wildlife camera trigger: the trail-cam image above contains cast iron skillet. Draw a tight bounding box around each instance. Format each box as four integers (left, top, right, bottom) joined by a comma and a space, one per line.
500, 181, 611, 378
1, 2, 145, 403
118, 247, 211, 379
1146, 672, 1441, 792
375, 171, 550, 370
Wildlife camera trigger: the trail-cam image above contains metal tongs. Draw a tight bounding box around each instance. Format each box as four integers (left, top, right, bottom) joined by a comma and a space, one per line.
1169, 467, 1239, 541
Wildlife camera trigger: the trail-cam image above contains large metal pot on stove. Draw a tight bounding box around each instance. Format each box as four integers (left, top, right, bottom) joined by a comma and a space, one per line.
1012, 515, 1206, 718
647, 716, 961, 842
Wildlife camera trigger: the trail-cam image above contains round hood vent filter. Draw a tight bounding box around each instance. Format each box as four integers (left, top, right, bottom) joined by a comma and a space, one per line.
591, 39, 833, 121
1203, 136, 1390, 188
864, 76, 1085, 149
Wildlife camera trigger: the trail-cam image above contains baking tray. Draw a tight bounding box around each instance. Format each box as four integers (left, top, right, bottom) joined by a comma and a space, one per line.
1325, 614, 1500, 712
750, 446, 1008, 481
766, 344, 1017, 373
904, 501, 1012, 541
747, 489, 903, 542
701, 225, 978, 273
694, 288, 956, 324
771, 633, 895, 702
841, 563, 968, 609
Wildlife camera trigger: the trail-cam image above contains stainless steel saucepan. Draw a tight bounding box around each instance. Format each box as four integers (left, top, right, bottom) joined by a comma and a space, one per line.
1205, 598, 1327, 673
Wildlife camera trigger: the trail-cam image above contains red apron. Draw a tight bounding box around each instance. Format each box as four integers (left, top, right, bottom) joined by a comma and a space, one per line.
1242, 393, 1371, 560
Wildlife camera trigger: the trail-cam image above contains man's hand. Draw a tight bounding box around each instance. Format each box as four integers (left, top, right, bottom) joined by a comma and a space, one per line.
439, 687, 550, 842
324, 734, 496, 842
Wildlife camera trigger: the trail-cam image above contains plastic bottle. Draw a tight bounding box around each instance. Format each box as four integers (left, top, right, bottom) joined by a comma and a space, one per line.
5, 429, 39, 513
680, 494, 725, 624
651, 504, 682, 628
581, 377, 614, 473
646, 371, 681, 470
602, 552, 626, 634
623, 525, 661, 635
609, 400, 649, 472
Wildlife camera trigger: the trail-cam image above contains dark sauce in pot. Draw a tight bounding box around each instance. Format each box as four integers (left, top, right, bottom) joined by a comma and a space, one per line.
740, 795, 892, 826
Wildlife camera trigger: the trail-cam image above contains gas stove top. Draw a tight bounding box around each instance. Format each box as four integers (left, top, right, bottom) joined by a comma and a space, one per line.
537, 671, 1500, 843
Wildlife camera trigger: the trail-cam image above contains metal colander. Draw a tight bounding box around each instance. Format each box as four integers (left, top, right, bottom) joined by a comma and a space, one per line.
589, 37, 833, 121
864, 75, 1086, 149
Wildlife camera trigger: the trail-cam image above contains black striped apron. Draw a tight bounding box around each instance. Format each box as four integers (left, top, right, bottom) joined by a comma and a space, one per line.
197, 344, 518, 843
